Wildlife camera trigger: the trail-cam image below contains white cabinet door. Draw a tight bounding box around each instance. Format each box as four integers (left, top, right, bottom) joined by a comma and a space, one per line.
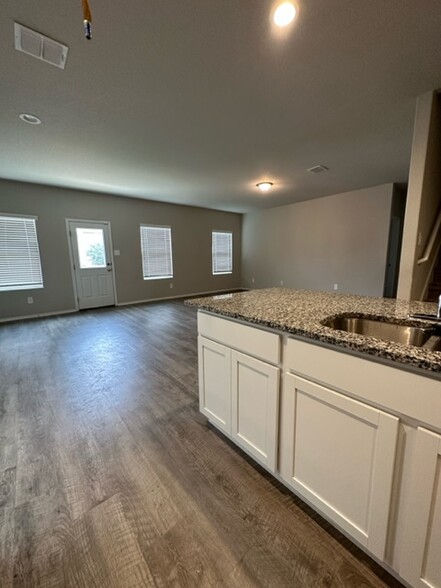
400, 427, 441, 588
198, 336, 231, 434
280, 374, 398, 560
231, 351, 280, 471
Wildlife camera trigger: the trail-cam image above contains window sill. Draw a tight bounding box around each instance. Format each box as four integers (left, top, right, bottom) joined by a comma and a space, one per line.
143, 276, 173, 281
0, 284, 44, 292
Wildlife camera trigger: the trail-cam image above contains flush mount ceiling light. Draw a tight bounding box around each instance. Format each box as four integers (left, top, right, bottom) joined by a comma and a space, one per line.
19, 113, 42, 125
273, 2, 297, 27
256, 182, 274, 192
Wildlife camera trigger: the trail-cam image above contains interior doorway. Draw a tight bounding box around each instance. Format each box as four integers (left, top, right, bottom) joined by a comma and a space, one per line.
67, 220, 116, 309
384, 216, 402, 298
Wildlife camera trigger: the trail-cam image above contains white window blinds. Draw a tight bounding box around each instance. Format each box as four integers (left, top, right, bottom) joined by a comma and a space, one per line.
140, 225, 173, 280
212, 231, 233, 274
0, 215, 44, 291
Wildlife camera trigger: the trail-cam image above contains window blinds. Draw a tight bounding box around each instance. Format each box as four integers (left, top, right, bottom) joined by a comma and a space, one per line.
212, 231, 233, 274
0, 215, 44, 291
140, 225, 173, 279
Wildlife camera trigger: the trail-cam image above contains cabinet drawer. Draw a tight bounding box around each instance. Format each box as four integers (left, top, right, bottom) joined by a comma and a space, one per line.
198, 311, 280, 365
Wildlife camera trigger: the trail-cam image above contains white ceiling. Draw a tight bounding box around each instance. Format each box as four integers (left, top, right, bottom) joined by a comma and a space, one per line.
1, 1, 441, 213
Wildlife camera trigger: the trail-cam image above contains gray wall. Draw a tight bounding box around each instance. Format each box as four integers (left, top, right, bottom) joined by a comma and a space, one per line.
397, 91, 441, 300
0, 179, 242, 320
242, 184, 394, 297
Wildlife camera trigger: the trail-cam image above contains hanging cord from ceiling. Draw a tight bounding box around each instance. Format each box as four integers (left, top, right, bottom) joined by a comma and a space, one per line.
82, 0, 92, 39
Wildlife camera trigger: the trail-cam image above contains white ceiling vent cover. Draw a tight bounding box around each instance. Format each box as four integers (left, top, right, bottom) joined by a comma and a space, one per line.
14, 23, 68, 69
307, 164, 329, 174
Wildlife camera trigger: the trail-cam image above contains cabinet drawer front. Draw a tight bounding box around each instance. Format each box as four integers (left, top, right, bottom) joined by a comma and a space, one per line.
280, 374, 398, 560
231, 351, 280, 471
198, 312, 280, 365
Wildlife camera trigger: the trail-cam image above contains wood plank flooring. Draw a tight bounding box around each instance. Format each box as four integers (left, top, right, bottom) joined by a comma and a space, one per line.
0, 301, 404, 587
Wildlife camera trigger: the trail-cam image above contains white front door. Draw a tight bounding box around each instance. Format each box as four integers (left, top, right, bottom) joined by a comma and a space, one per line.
68, 220, 116, 309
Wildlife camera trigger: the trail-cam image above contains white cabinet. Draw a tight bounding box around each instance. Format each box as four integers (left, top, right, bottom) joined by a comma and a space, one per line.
197, 310, 441, 587
280, 373, 399, 561
197, 313, 281, 472
198, 335, 232, 434
400, 427, 441, 588
231, 351, 279, 471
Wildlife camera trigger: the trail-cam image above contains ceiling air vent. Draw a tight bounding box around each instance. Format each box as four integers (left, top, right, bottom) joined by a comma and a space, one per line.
307, 165, 329, 174
14, 23, 68, 69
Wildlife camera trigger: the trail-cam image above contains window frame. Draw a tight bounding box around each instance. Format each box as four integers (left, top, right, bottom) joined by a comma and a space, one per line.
212, 230, 233, 275
0, 213, 44, 292
140, 224, 174, 281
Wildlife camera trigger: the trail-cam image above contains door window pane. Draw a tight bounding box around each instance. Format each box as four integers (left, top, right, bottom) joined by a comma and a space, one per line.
76, 228, 106, 269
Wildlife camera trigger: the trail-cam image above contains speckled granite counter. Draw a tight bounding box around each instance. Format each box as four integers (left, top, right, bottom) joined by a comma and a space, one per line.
186, 288, 441, 375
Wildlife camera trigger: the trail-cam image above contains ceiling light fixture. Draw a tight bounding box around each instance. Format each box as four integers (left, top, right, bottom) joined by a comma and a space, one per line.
256, 182, 274, 192
19, 113, 42, 125
273, 2, 297, 27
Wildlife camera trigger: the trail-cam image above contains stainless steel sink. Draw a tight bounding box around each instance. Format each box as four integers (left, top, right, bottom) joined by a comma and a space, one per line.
324, 316, 441, 350
424, 335, 441, 352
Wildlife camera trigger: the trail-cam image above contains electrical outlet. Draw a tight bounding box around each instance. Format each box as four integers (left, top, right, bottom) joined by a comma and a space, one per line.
27, 296, 33, 304
170, 283, 173, 289
114, 249, 120, 256
333, 283, 338, 291
280, 280, 284, 286
251, 277, 255, 283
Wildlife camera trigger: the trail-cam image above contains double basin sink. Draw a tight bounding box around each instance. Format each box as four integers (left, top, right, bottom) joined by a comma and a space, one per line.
323, 315, 441, 352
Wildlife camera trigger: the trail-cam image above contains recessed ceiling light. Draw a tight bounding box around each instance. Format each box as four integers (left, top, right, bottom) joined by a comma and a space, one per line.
273, 2, 297, 27
19, 113, 42, 125
256, 182, 274, 192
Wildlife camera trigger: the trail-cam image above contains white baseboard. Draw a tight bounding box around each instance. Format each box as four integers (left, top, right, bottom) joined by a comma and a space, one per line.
116, 288, 245, 307
0, 308, 78, 324
0, 288, 247, 323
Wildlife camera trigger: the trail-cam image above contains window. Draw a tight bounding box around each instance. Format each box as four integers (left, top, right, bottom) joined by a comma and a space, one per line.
76, 227, 107, 269
212, 231, 233, 275
140, 225, 173, 280
0, 215, 44, 291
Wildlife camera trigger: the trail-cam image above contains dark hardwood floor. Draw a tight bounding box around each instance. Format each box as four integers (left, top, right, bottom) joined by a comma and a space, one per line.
0, 301, 403, 587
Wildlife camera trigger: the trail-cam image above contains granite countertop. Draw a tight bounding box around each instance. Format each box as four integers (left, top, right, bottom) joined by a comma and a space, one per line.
186, 288, 441, 375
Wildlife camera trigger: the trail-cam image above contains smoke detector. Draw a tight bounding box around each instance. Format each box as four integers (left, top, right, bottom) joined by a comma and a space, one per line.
307, 165, 329, 174
14, 23, 68, 69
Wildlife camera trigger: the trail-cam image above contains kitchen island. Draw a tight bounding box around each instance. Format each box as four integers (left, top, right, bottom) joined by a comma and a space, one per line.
186, 288, 441, 588
186, 288, 441, 375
